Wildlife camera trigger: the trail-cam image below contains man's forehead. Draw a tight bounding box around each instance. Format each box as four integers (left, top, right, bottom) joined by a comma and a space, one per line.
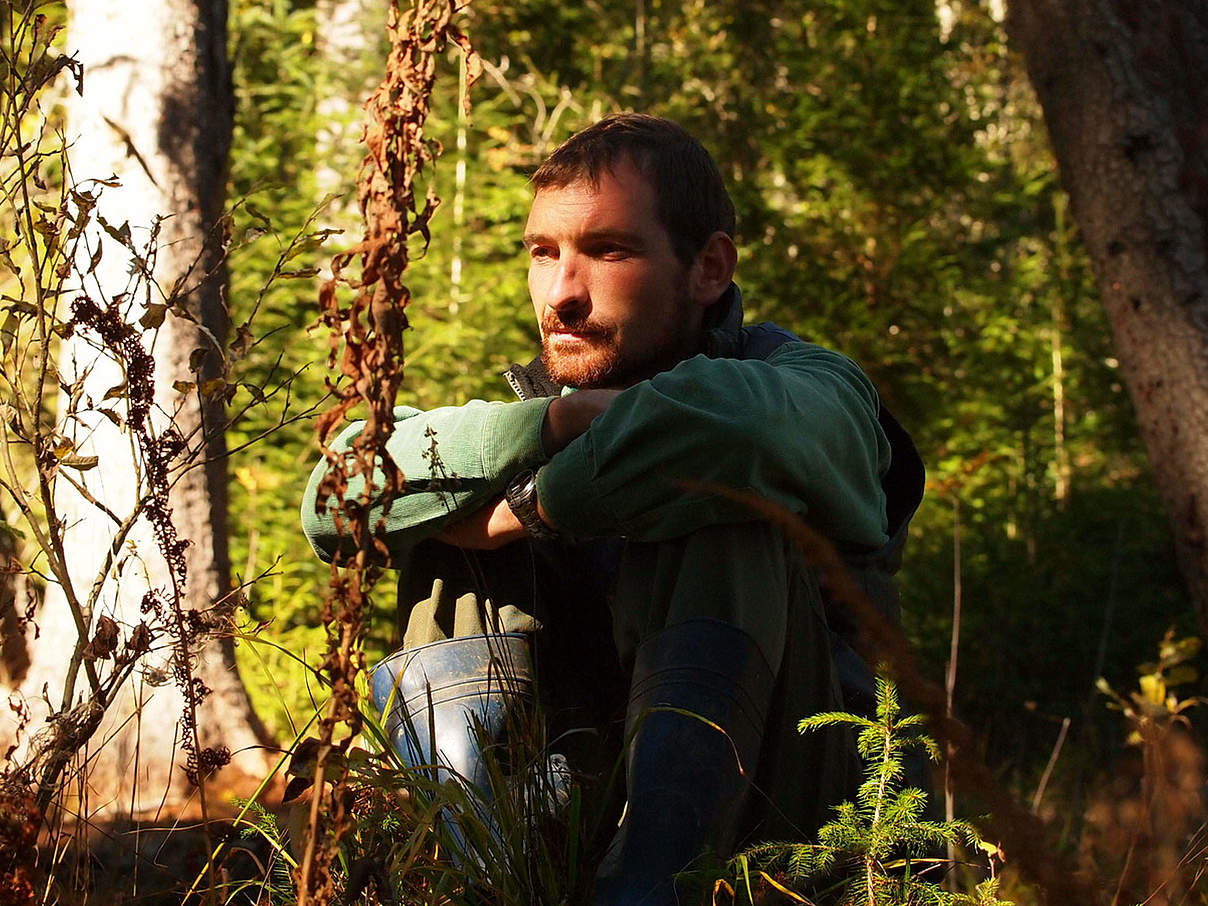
523, 200, 658, 252
530, 164, 654, 218
534, 155, 655, 199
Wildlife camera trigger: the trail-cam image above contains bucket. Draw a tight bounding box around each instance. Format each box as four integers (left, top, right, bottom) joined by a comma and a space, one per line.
371, 632, 534, 792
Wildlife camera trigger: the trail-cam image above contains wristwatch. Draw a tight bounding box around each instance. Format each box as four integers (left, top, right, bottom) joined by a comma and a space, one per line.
504, 469, 558, 541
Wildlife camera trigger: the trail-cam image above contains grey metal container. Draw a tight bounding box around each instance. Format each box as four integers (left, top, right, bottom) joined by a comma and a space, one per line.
370, 632, 534, 792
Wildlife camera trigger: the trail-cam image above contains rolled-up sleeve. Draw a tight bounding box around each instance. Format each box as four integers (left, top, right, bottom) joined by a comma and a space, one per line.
301, 396, 555, 562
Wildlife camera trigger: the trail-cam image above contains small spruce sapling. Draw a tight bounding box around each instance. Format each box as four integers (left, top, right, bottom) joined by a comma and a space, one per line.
732, 678, 1010, 906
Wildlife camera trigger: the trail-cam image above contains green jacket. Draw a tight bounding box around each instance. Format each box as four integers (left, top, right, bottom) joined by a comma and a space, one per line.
300, 311, 890, 561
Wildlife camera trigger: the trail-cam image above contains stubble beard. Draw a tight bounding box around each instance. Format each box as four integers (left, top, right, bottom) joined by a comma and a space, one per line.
540, 298, 698, 390
540, 327, 625, 389
546, 338, 628, 386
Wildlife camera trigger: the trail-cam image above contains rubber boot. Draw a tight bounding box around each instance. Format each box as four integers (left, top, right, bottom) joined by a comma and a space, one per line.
371, 633, 534, 864
592, 618, 776, 906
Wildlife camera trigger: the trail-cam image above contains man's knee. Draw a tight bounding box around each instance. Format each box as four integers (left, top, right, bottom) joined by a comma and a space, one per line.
612, 520, 818, 672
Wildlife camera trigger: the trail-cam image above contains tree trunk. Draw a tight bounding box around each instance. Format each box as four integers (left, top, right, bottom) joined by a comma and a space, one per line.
314, 0, 381, 229
1, 0, 269, 816
1007, 0, 1208, 626
0, 504, 35, 689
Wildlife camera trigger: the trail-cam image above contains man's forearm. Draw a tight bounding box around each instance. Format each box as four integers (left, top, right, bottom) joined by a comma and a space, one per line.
436, 389, 621, 549
359, 390, 617, 552
541, 389, 622, 456
535, 344, 892, 547
301, 397, 554, 561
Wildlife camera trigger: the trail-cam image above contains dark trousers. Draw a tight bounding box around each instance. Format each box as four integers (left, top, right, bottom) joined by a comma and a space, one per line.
394, 520, 859, 847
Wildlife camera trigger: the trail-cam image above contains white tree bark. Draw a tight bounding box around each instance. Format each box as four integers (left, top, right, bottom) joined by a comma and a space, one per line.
315, 0, 381, 240
1, 0, 269, 816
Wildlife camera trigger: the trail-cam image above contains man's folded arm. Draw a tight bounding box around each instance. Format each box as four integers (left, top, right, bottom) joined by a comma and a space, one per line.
536, 342, 892, 548
300, 396, 555, 562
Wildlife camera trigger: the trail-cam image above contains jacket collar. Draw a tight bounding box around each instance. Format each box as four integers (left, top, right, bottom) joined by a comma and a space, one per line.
704, 281, 744, 334
703, 282, 747, 358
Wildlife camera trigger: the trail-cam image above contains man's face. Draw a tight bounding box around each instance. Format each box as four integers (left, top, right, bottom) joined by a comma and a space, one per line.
524, 158, 704, 388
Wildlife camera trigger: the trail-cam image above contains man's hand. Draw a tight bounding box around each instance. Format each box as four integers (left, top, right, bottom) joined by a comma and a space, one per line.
542, 389, 622, 454
437, 389, 621, 550
434, 496, 527, 550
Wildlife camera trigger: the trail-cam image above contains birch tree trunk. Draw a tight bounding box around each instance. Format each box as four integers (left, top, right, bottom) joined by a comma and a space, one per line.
0, 504, 34, 690
1007, 0, 1208, 626
316, 0, 380, 192
1, 0, 269, 816
315, 0, 381, 241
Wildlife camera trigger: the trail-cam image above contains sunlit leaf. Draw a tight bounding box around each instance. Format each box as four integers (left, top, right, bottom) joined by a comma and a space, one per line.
139, 303, 168, 329
60, 455, 99, 471
200, 378, 229, 399
1138, 673, 1166, 707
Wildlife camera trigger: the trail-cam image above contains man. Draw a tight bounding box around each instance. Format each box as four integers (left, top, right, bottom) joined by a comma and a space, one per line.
302, 114, 923, 904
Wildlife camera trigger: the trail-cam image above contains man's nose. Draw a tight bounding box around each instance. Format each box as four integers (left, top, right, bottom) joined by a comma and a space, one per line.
546, 256, 588, 312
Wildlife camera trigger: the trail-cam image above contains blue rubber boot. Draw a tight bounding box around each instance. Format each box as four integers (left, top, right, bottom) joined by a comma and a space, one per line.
592, 619, 775, 906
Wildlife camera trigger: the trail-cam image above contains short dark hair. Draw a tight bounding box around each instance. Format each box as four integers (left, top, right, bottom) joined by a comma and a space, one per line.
531, 114, 736, 264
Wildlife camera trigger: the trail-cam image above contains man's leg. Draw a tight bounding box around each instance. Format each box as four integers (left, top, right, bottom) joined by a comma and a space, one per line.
383, 539, 626, 851
594, 520, 858, 905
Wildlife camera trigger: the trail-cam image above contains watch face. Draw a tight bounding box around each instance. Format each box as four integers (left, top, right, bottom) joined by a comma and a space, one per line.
507, 471, 555, 540
507, 471, 535, 506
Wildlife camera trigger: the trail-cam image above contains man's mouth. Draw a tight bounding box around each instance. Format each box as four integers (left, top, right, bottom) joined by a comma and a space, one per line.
543, 321, 611, 342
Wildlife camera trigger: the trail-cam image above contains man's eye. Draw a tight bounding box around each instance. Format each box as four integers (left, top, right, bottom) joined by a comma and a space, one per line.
529, 246, 554, 260
597, 245, 632, 259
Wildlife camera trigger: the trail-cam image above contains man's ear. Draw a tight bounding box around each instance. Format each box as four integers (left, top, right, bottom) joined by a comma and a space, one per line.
688, 231, 738, 307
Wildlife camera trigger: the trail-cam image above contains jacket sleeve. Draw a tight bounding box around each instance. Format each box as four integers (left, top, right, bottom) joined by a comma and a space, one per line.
300, 396, 554, 562
535, 342, 891, 547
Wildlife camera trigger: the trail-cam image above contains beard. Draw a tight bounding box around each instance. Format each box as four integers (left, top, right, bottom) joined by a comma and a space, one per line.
539, 295, 697, 389
540, 318, 624, 388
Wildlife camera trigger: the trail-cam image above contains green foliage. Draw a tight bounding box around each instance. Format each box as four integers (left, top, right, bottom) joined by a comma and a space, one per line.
230, 796, 298, 905
225, 0, 362, 737
732, 680, 1011, 906
906, 481, 1187, 781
